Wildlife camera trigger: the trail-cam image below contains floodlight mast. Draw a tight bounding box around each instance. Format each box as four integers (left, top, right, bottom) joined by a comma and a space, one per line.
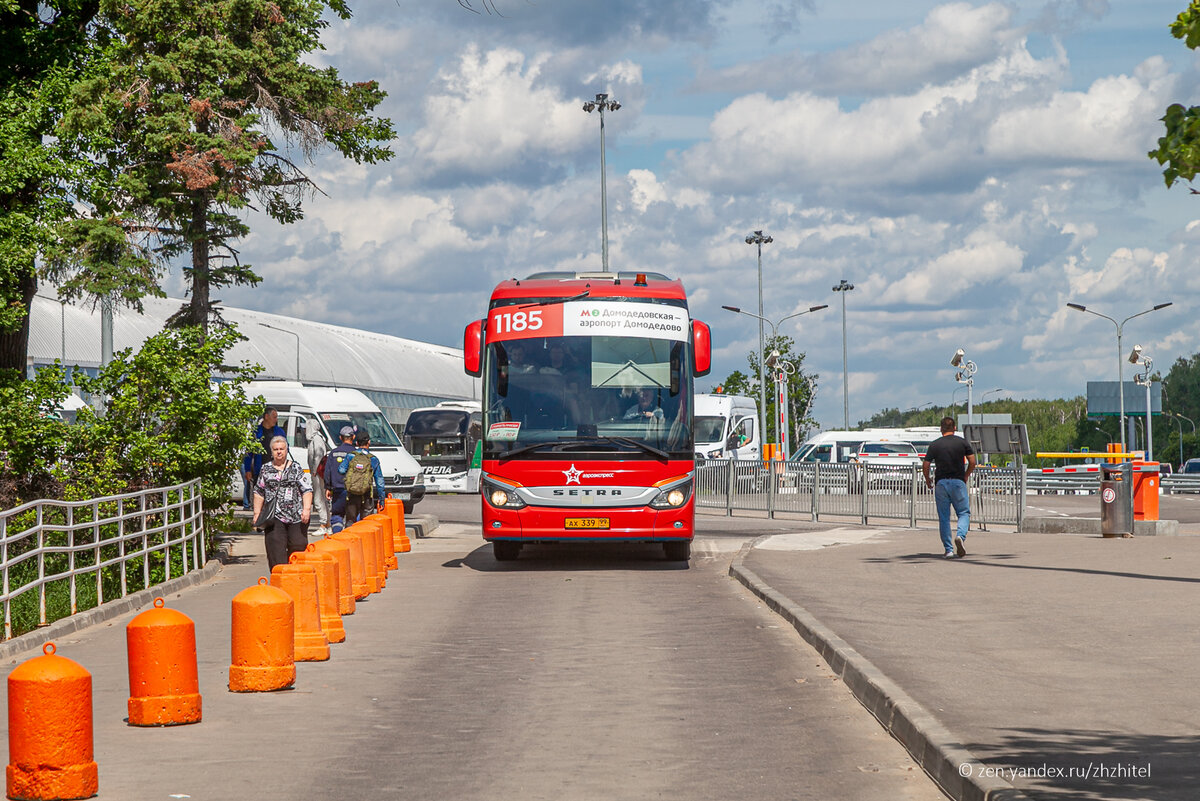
582, 93, 621, 272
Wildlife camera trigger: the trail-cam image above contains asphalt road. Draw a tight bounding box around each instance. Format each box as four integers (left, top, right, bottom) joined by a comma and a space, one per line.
0, 494, 947, 801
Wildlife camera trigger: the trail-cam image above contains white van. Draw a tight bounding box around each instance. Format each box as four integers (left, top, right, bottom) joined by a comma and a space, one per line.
693, 393, 760, 460
791, 426, 941, 464
243, 381, 426, 512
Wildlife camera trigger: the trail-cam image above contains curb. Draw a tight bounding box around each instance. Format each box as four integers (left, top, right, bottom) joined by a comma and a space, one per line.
729, 538, 1032, 801
0, 541, 231, 664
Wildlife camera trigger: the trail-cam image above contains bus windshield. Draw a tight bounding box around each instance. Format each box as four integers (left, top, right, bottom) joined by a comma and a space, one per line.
485, 334, 693, 458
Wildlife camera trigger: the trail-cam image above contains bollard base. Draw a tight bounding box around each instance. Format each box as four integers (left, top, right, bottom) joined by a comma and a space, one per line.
7, 760, 98, 800
320, 615, 346, 643
386, 556, 399, 570
395, 536, 411, 553
228, 663, 296, 693
127, 693, 202, 726
294, 632, 330, 662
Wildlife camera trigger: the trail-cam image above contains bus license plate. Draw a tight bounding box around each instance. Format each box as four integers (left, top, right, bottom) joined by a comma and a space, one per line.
565, 517, 610, 530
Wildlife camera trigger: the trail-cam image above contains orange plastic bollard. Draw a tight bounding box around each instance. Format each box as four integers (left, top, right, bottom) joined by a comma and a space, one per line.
368, 512, 399, 570
270, 559, 330, 661
228, 578, 295, 693
345, 523, 382, 593
294, 546, 346, 643
385, 497, 411, 553
332, 530, 371, 599
126, 597, 202, 726
7, 642, 98, 801
312, 536, 356, 615
359, 517, 391, 582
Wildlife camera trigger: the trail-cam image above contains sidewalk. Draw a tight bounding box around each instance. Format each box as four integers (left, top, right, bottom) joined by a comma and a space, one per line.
733, 525, 1200, 801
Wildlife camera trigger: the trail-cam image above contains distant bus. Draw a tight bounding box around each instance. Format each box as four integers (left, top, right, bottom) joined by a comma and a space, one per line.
403, 401, 482, 494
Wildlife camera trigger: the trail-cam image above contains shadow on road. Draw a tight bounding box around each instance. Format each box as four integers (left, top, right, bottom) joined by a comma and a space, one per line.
447, 543, 691, 572
968, 727, 1200, 800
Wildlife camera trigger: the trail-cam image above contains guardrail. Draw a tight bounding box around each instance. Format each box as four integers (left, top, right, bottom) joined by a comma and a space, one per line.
0, 480, 205, 640
696, 459, 1024, 529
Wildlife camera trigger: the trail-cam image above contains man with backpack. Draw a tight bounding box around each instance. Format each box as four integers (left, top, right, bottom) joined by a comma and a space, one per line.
324, 425, 357, 532
338, 429, 385, 526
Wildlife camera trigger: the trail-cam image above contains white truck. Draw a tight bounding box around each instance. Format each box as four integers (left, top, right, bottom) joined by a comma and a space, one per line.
240, 381, 426, 512
693, 393, 760, 460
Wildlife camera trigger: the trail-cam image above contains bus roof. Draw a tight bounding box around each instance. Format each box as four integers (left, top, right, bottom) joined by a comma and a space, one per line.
489, 271, 688, 304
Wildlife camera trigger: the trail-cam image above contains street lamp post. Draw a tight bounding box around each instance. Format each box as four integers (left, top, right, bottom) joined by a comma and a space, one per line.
950, 348, 977, 425
832, 279, 854, 429
1170, 414, 1184, 468
1130, 345, 1154, 458
583, 93, 621, 272
744, 231, 774, 432
722, 303, 828, 450
1066, 302, 1172, 452
259, 322, 301, 381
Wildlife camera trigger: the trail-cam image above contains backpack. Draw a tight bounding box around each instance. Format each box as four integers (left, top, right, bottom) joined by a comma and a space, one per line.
344, 451, 374, 496
316, 453, 328, 479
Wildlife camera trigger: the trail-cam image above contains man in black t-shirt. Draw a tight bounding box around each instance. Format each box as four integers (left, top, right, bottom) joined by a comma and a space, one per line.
921, 417, 976, 558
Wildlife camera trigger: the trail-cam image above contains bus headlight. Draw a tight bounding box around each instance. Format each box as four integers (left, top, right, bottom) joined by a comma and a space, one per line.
649, 478, 692, 509
483, 479, 526, 509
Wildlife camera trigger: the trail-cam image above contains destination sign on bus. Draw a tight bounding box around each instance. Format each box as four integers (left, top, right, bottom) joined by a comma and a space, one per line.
488, 301, 689, 343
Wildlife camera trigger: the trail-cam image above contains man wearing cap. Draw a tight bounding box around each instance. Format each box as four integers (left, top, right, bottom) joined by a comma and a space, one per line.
324, 425, 357, 533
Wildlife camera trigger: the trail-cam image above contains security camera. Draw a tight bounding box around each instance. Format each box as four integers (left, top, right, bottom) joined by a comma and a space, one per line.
950, 348, 965, 368
1128, 345, 1143, 364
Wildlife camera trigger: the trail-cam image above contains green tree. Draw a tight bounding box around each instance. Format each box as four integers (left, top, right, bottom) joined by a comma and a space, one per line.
1149, 1, 1200, 186
0, 0, 102, 374
68, 325, 259, 511
718, 334, 817, 448
54, 0, 394, 337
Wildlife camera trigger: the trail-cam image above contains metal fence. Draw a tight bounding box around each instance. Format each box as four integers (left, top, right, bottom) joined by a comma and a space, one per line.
696, 459, 1025, 529
0, 480, 205, 640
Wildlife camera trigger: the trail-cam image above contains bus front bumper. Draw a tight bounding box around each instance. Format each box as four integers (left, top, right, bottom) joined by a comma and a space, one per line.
481, 501, 694, 543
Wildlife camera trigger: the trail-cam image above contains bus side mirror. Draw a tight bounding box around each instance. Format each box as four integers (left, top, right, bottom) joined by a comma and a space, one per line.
464, 319, 484, 377
692, 319, 711, 376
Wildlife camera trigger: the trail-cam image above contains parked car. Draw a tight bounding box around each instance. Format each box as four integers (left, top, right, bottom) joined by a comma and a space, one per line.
1181, 458, 1200, 474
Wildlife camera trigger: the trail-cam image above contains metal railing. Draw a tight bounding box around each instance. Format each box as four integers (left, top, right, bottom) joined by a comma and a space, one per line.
696, 459, 1025, 529
0, 480, 205, 640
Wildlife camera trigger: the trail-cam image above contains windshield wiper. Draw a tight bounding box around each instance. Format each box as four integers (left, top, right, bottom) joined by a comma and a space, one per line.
519, 289, 590, 308
599, 436, 669, 461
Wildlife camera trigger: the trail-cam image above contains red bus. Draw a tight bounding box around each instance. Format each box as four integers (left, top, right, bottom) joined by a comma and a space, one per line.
462, 271, 711, 562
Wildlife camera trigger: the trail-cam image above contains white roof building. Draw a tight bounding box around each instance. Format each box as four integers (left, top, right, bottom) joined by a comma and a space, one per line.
27, 293, 478, 426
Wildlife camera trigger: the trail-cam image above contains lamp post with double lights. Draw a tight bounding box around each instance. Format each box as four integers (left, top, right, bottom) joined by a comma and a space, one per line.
1066, 302, 1172, 452
721, 303, 828, 451
832, 279, 854, 429
950, 348, 977, 425
259, 322, 300, 381
1129, 345, 1155, 458
582, 93, 621, 272
744, 230, 774, 428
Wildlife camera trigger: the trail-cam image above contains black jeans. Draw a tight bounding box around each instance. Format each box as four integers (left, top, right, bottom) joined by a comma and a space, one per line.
344, 493, 377, 527
265, 520, 309, 571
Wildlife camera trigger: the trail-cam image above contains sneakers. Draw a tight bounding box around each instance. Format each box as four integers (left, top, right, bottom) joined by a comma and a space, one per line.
954, 536, 967, 558
944, 551, 956, 559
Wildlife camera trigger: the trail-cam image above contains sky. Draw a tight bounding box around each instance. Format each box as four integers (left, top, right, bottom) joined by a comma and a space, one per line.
183, 0, 1200, 430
